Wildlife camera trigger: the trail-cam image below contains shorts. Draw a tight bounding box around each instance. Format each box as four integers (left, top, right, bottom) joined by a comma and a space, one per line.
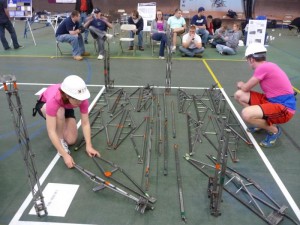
249, 91, 294, 125
33, 100, 75, 119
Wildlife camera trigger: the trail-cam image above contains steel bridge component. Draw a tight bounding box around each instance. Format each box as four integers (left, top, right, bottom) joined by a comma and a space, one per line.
174, 144, 187, 223
186, 113, 202, 156
184, 155, 298, 224
163, 93, 168, 175
177, 88, 193, 113
1, 75, 47, 217
165, 29, 172, 94
171, 101, 176, 138
103, 40, 114, 92
92, 156, 156, 203
74, 164, 154, 213
136, 84, 153, 112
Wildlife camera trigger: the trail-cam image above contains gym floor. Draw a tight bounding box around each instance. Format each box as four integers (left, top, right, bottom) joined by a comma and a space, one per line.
0, 21, 300, 225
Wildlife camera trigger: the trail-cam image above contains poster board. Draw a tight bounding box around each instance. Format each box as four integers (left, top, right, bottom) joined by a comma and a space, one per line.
8, 0, 32, 18
56, 0, 76, 3
137, 2, 156, 32
246, 19, 267, 46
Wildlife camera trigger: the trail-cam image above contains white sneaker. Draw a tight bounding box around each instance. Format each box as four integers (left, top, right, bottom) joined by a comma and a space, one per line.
171, 46, 176, 52
59, 139, 70, 156
97, 54, 104, 60
105, 34, 113, 40
159, 56, 165, 59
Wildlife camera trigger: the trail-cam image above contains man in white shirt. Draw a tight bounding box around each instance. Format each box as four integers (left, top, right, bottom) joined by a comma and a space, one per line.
179, 25, 204, 58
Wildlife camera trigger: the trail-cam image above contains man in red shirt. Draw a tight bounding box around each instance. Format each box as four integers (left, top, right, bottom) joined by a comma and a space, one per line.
75, 0, 93, 44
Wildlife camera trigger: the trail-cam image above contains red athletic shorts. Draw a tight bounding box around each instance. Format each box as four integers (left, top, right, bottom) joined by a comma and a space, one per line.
249, 91, 294, 125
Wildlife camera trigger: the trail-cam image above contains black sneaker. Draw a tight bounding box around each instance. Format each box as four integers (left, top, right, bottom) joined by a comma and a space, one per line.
84, 40, 88, 44
139, 46, 144, 51
4, 47, 11, 50
128, 46, 134, 50
14, 45, 24, 49
194, 53, 203, 58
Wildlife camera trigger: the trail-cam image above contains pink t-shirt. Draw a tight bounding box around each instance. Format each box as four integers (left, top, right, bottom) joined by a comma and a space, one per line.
254, 62, 294, 99
156, 21, 164, 31
40, 84, 89, 117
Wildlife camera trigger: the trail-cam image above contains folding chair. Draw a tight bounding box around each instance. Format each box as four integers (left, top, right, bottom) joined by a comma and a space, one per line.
119, 24, 136, 56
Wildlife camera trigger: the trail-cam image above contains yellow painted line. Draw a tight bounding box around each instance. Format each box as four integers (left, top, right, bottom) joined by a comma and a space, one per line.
203, 59, 222, 88
293, 86, 300, 93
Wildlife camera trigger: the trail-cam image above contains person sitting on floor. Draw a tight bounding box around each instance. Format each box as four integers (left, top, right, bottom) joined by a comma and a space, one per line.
151, 9, 168, 59
234, 43, 296, 147
55, 10, 90, 61
167, 8, 186, 53
210, 25, 228, 48
215, 23, 240, 55
179, 25, 204, 58
84, 7, 113, 60
128, 9, 144, 51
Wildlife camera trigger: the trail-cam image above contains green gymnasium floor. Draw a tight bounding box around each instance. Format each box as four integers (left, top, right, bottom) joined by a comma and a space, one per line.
0, 21, 300, 225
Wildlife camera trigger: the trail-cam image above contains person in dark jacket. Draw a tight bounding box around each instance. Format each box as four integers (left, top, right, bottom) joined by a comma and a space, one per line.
75, 0, 93, 44
128, 10, 144, 51
0, 0, 23, 50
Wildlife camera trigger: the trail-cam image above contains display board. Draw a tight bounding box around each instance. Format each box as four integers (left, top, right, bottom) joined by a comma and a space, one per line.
137, 2, 156, 32
48, 0, 75, 3
8, 0, 32, 18
180, 0, 243, 12
246, 19, 267, 46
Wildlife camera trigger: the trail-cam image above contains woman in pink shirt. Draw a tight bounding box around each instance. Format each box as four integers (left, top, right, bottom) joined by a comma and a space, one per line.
33, 75, 100, 168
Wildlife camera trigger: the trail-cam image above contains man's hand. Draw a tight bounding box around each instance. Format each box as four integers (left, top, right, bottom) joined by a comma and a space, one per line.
63, 154, 75, 168
86, 146, 100, 157
237, 81, 244, 89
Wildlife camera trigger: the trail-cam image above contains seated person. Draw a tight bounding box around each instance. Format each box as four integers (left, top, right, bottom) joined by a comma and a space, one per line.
151, 9, 168, 59
55, 10, 90, 61
206, 15, 214, 42
210, 25, 228, 48
167, 8, 186, 52
128, 10, 144, 51
190, 7, 209, 47
216, 23, 240, 55
179, 25, 204, 58
84, 8, 113, 60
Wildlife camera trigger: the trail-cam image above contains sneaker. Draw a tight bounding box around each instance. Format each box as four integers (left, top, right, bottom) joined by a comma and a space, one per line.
81, 52, 90, 56
84, 40, 88, 44
159, 56, 165, 59
59, 139, 70, 156
194, 53, 203, 58
181, 53, 186, 57
171, 46, 176, 52
73, 55, 83, 61
4, 47, 11, 50
139, 46, 144, 51
97, 54, 104, 60
247, 127, 262, 133
128, 46, 134, 50
259, 126, 282, 148
14, 45, 24, 49
105, 34, 113, 40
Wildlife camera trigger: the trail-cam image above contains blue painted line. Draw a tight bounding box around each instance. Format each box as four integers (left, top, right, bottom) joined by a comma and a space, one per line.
0, 125, 46, 161
84, 58, 93, 84
0, 119, 44, 139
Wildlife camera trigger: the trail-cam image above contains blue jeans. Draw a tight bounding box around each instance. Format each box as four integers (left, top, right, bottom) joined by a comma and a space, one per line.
179, 46, 204, 57
0, 20, 20, 49
151, 32, 167, 57
216, 44, 236, 55
56, 33, 85, 56
129, 30, 143, 47
80, 12, 89, 41
196, 28, 209, 44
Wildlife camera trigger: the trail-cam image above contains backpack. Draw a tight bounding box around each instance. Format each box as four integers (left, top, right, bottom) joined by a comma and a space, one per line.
227, 10, 237, 19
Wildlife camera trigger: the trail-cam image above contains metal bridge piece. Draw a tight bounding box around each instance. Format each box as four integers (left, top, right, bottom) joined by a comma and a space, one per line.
93, 184, 106, 192
186, 114, 202, 156
1, 75, 47, 217
177, 88, 192, 113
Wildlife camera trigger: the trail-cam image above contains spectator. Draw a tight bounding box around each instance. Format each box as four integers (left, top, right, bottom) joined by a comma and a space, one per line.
151, 9, 168, 59
84, 8, 113, 60
190, 7, 209, 47
55, 10, 90, 61
0, 0, 23, 50
206, 15, 214, 43
234, 43, 296, 147
216, 23, 240, 55
167, 8, 186, 52
210, 25, 228, 48
128, 9, 144, 51
179, 25, 204, 58
75, 0, 93, 44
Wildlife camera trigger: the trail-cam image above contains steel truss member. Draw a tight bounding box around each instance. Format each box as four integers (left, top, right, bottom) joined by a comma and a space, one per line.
1, 75, 47, 217
184, 154, 299, 224
74, 163, 155, 214
103, 38, 114, 91
165, 29, 172, 93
